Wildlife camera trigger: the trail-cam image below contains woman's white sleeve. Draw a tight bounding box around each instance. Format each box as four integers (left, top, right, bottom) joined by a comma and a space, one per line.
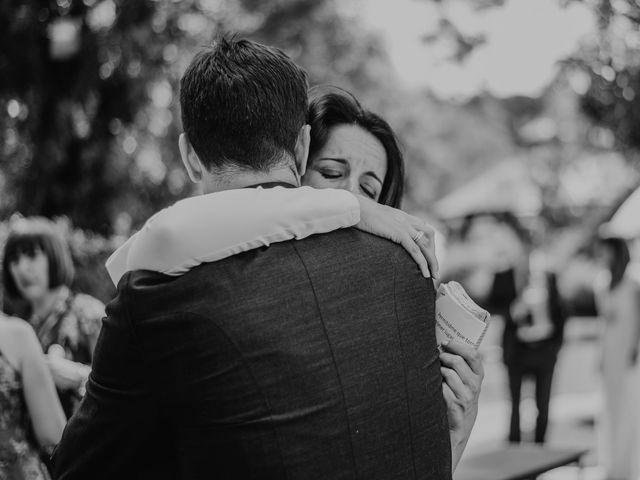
105, 233, 137, 286
106, 186, 360, 285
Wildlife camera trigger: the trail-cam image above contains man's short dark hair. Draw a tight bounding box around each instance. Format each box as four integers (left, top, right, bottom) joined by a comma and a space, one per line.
180, 36, 308, 171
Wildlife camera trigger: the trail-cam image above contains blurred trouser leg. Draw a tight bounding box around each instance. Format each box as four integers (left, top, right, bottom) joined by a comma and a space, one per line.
507, 363, 524, 443
533, 361, 555, 444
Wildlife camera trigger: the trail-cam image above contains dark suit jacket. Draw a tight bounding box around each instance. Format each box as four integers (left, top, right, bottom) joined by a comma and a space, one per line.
52, 229, 451, 479
487, 269, 566, 367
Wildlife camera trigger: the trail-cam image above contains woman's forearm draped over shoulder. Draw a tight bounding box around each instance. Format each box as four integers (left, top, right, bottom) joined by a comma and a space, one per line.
107, 186, 359, 285
106, 186, 440, 285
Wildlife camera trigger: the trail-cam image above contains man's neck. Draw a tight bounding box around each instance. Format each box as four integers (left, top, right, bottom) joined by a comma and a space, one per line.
201, 164, 300, 194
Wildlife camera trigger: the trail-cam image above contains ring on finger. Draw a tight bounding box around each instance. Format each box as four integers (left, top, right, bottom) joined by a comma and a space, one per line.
412, 231, 425, 242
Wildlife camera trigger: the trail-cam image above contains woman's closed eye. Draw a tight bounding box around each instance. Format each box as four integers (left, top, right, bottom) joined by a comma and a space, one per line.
361, 184, 377, 199
319, 168, 342, 179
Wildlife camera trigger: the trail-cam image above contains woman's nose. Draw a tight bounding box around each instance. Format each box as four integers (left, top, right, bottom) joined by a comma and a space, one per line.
344, 177, 359, 196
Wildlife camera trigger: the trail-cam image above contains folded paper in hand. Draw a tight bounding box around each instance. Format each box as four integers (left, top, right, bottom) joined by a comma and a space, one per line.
435, 281, 490, 350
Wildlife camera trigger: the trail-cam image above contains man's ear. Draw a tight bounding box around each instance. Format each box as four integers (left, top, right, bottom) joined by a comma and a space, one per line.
294, 124, 311, 178
179, 133, 203, 183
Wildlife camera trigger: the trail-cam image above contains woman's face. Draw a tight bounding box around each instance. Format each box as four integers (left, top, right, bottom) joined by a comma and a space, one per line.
9, 248, 50, 302
303, 124, 387, 201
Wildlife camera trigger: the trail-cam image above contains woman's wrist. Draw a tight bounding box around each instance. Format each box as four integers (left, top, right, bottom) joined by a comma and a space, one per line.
450, 430, 470, 471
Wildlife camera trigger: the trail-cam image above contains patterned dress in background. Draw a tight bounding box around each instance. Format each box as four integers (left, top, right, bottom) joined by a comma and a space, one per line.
30, 287, 104, 418
0, 351, 51, 480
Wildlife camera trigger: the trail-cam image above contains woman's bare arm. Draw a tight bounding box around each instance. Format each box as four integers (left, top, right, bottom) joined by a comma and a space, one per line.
16, 321, 66, 448
107, 187, 439, 283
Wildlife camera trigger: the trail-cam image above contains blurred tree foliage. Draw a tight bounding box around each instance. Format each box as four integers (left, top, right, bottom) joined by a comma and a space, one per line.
0, 0, 389, 234
6, 0, 636, 239
410, 0, 640, 229
421, 0, 640, 160
571, 0, 640, 159
389, 92, 514, 214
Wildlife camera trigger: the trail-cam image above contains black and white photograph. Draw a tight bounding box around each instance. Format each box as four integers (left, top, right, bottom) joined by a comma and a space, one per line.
1, 1, 639, 479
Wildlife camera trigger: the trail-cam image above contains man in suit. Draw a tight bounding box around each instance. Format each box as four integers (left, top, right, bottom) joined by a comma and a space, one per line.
53, 36, 480, 479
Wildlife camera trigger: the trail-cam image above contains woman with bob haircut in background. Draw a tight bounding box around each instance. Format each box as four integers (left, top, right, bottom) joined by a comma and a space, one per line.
2, 216, 104, 418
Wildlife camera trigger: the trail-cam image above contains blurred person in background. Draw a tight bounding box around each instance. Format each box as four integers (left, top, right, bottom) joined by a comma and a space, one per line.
105, 86, 484, 472
594, 235, 640, 480
0, 313, 66, 479
2, 217, 104, 418
447, 212, 566, 444
497, 245, 566, 445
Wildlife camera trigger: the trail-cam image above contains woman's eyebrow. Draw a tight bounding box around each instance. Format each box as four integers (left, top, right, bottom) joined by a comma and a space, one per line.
318, 157, 348, 165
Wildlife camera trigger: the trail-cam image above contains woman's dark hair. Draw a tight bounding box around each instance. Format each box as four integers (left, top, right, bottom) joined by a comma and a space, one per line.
599, 237, 630, 289
2, 217, 75, 302
307, 87, 404, 208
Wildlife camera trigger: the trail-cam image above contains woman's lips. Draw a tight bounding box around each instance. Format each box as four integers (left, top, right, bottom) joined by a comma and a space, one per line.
17, 278, 38, 289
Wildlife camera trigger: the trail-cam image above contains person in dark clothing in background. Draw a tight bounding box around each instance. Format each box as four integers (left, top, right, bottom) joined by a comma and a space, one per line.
476, 213, 566, 444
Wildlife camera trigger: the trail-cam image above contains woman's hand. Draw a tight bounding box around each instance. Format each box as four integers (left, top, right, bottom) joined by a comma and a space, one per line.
46, 345, 91, 392
439, 341, 484, 470
354, 195, 439, 279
